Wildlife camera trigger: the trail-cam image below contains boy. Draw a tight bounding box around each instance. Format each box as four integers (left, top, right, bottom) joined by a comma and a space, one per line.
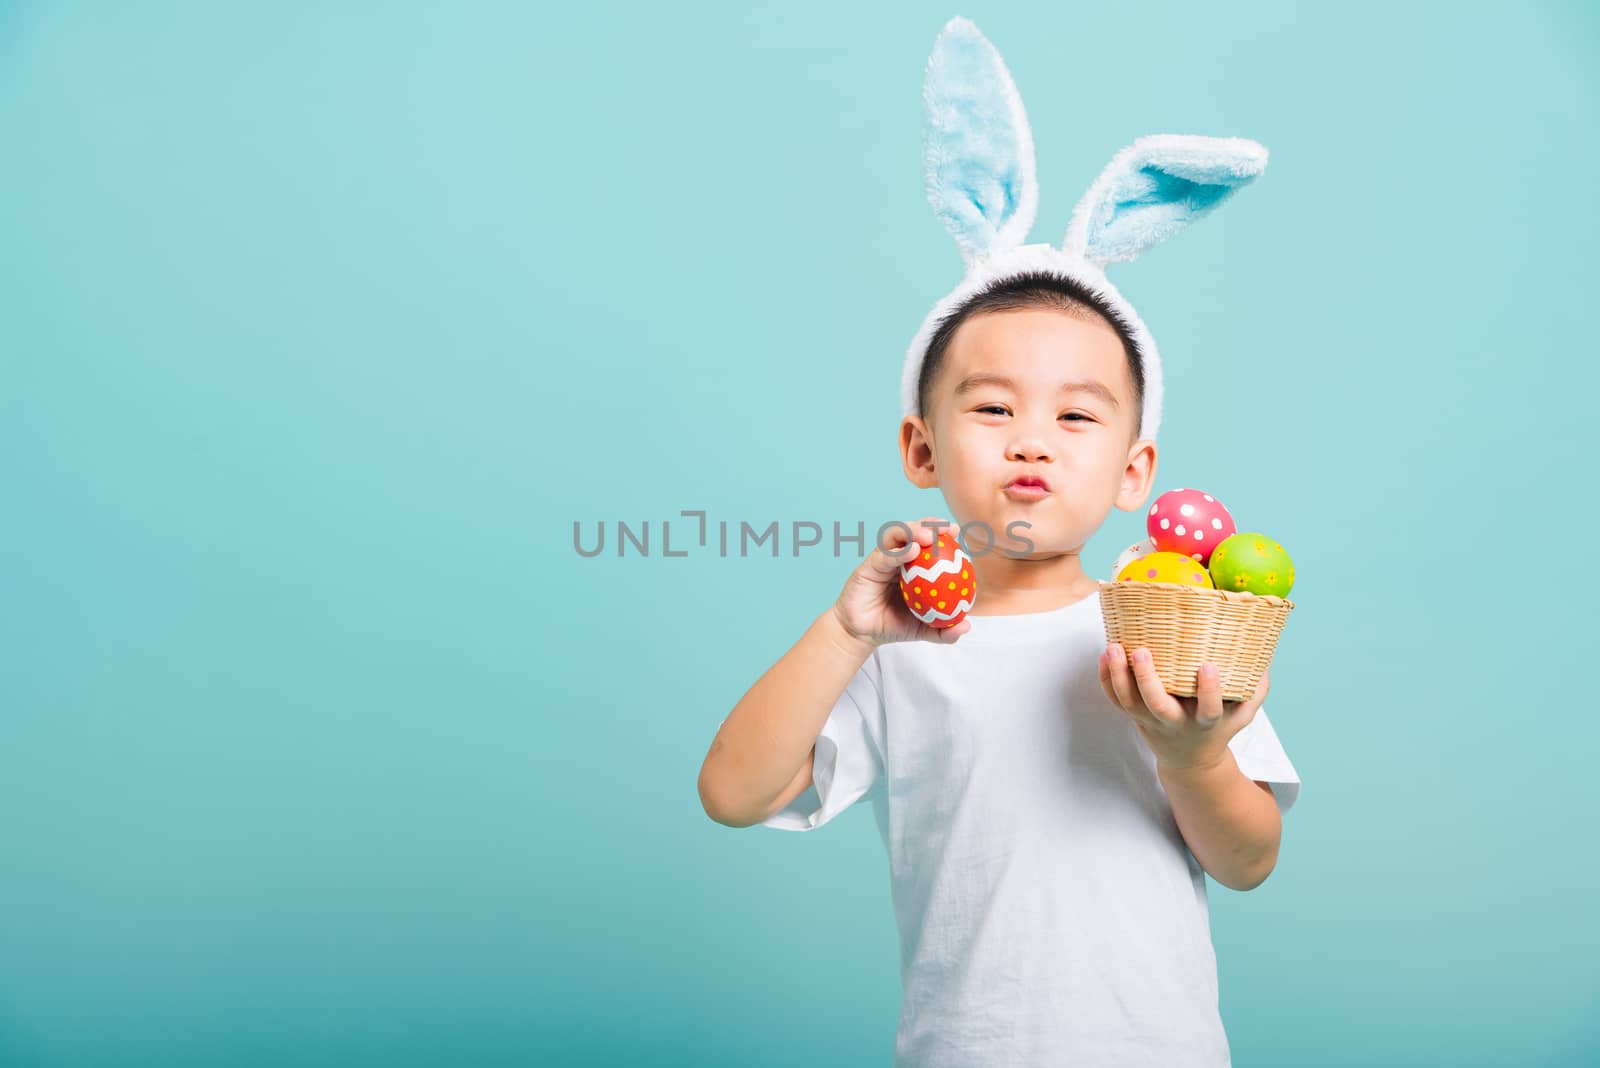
697, 17, 1300, 1067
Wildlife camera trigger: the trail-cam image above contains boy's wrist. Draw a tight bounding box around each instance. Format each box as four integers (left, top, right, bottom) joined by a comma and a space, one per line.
822, 604, 877, 662
1155, 750, 1234, 781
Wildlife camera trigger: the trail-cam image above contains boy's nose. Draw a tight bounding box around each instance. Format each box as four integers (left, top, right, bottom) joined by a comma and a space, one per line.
1007, 438, 1052, 462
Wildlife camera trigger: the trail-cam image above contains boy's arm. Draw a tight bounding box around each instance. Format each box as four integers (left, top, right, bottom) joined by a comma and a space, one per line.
1157, 754, 1282, 891
697, 608, 871, 828
1101, 647, 1286, 890
764, 745, 818, 822
698, 516, 969, 829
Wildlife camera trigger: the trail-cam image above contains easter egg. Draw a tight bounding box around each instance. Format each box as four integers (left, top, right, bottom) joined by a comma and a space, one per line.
1147, 487, 1237, 566
899, 530, 976, 629
1208, 532, 1295, 597
1116, 551, 1215, 589
1110, 536, 1158, 582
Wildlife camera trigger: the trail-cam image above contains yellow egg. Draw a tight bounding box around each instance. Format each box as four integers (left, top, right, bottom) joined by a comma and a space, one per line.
1116, 551, 1215, 588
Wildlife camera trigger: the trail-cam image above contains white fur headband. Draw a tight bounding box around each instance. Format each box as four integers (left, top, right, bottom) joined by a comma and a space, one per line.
903, 16, 1270, 444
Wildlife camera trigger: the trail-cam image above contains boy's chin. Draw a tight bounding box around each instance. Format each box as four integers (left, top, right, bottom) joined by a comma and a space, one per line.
957, 522, 1082, 561
992, 543, 1082, 562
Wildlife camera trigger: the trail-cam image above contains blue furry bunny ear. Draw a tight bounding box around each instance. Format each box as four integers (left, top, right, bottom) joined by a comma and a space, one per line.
922, 16, 1038, 268
1062, 134, 1269, 266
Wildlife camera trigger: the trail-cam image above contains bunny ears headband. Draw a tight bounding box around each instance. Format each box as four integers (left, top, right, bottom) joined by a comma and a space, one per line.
902, 16, 1270, 444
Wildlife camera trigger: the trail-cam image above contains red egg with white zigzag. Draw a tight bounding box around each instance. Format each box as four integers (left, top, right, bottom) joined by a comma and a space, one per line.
898, 531, 977, 629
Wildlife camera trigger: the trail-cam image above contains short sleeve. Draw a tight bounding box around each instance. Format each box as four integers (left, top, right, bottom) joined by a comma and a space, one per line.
760, 654, 886, 832
1228, 704, 1301, 815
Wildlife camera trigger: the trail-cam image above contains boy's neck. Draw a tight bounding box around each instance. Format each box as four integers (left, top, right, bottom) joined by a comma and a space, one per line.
966, 550, 1100, 616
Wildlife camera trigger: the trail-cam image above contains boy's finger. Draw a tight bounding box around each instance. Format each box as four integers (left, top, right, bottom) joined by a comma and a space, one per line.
1223, 667, 1270, 725
1129, 648, 1183, 726
858, 547, 900, 580
863, 521, 926, 576
1098, 649, 1127, 709
914, 516, 952, 540
863, 546, 906, 576
880, 516, 944, 561
881, 523, 915, 557
908, 517, 951, 557
927, 618, 970, 643
1104, 645, 1137, 712
1194, 663, 1223, 728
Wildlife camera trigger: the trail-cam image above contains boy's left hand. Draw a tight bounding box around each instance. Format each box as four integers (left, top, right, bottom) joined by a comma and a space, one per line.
1099, 643, 1269, 772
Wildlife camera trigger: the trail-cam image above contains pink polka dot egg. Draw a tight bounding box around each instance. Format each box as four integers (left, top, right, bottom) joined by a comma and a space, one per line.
1147, 487, 1236, 567
1116, 551, 1215, 589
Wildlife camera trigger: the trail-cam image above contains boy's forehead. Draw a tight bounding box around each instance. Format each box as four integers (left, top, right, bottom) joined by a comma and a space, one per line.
942, 308, 1128, 394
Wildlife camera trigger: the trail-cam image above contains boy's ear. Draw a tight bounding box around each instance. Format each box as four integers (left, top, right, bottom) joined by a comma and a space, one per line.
900, 417, 939, 489
1115, 439, 1158, 513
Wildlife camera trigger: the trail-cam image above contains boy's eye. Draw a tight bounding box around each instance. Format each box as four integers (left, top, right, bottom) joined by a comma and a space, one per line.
1061, 413, 1091, 422
977, 405, 1009, 415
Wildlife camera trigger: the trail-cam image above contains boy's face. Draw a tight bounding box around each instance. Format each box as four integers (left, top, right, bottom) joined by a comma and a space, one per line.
900, 307, 1157, 558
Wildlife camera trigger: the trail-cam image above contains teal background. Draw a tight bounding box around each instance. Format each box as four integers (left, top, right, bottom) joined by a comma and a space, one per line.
3, 1, 1597, 1064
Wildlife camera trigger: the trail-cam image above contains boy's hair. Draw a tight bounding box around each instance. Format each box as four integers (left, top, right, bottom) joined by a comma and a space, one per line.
916, 270, 1145, 437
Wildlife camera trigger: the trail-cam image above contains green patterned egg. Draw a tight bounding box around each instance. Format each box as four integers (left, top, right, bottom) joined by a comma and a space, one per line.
1208, 532, 1295, 597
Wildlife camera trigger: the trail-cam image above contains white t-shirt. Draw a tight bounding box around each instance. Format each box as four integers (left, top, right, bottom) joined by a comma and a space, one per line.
762, 590, 1300, 1067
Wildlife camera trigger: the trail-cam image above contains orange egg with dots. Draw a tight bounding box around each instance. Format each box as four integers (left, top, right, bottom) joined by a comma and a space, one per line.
897, 530, 977, 629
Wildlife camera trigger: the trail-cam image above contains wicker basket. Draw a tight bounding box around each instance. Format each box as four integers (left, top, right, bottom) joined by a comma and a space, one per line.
1098, 580, 1294, 702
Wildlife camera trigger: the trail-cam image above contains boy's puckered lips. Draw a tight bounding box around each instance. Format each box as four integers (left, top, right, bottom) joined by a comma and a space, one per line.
1004, 474, 1052, 500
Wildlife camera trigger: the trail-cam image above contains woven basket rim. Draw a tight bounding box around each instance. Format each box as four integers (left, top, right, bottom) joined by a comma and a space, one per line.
1097, 578, 1294, 609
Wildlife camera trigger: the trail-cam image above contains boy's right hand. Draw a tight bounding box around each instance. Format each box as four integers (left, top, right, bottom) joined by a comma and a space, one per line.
831, 516, 972, 650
